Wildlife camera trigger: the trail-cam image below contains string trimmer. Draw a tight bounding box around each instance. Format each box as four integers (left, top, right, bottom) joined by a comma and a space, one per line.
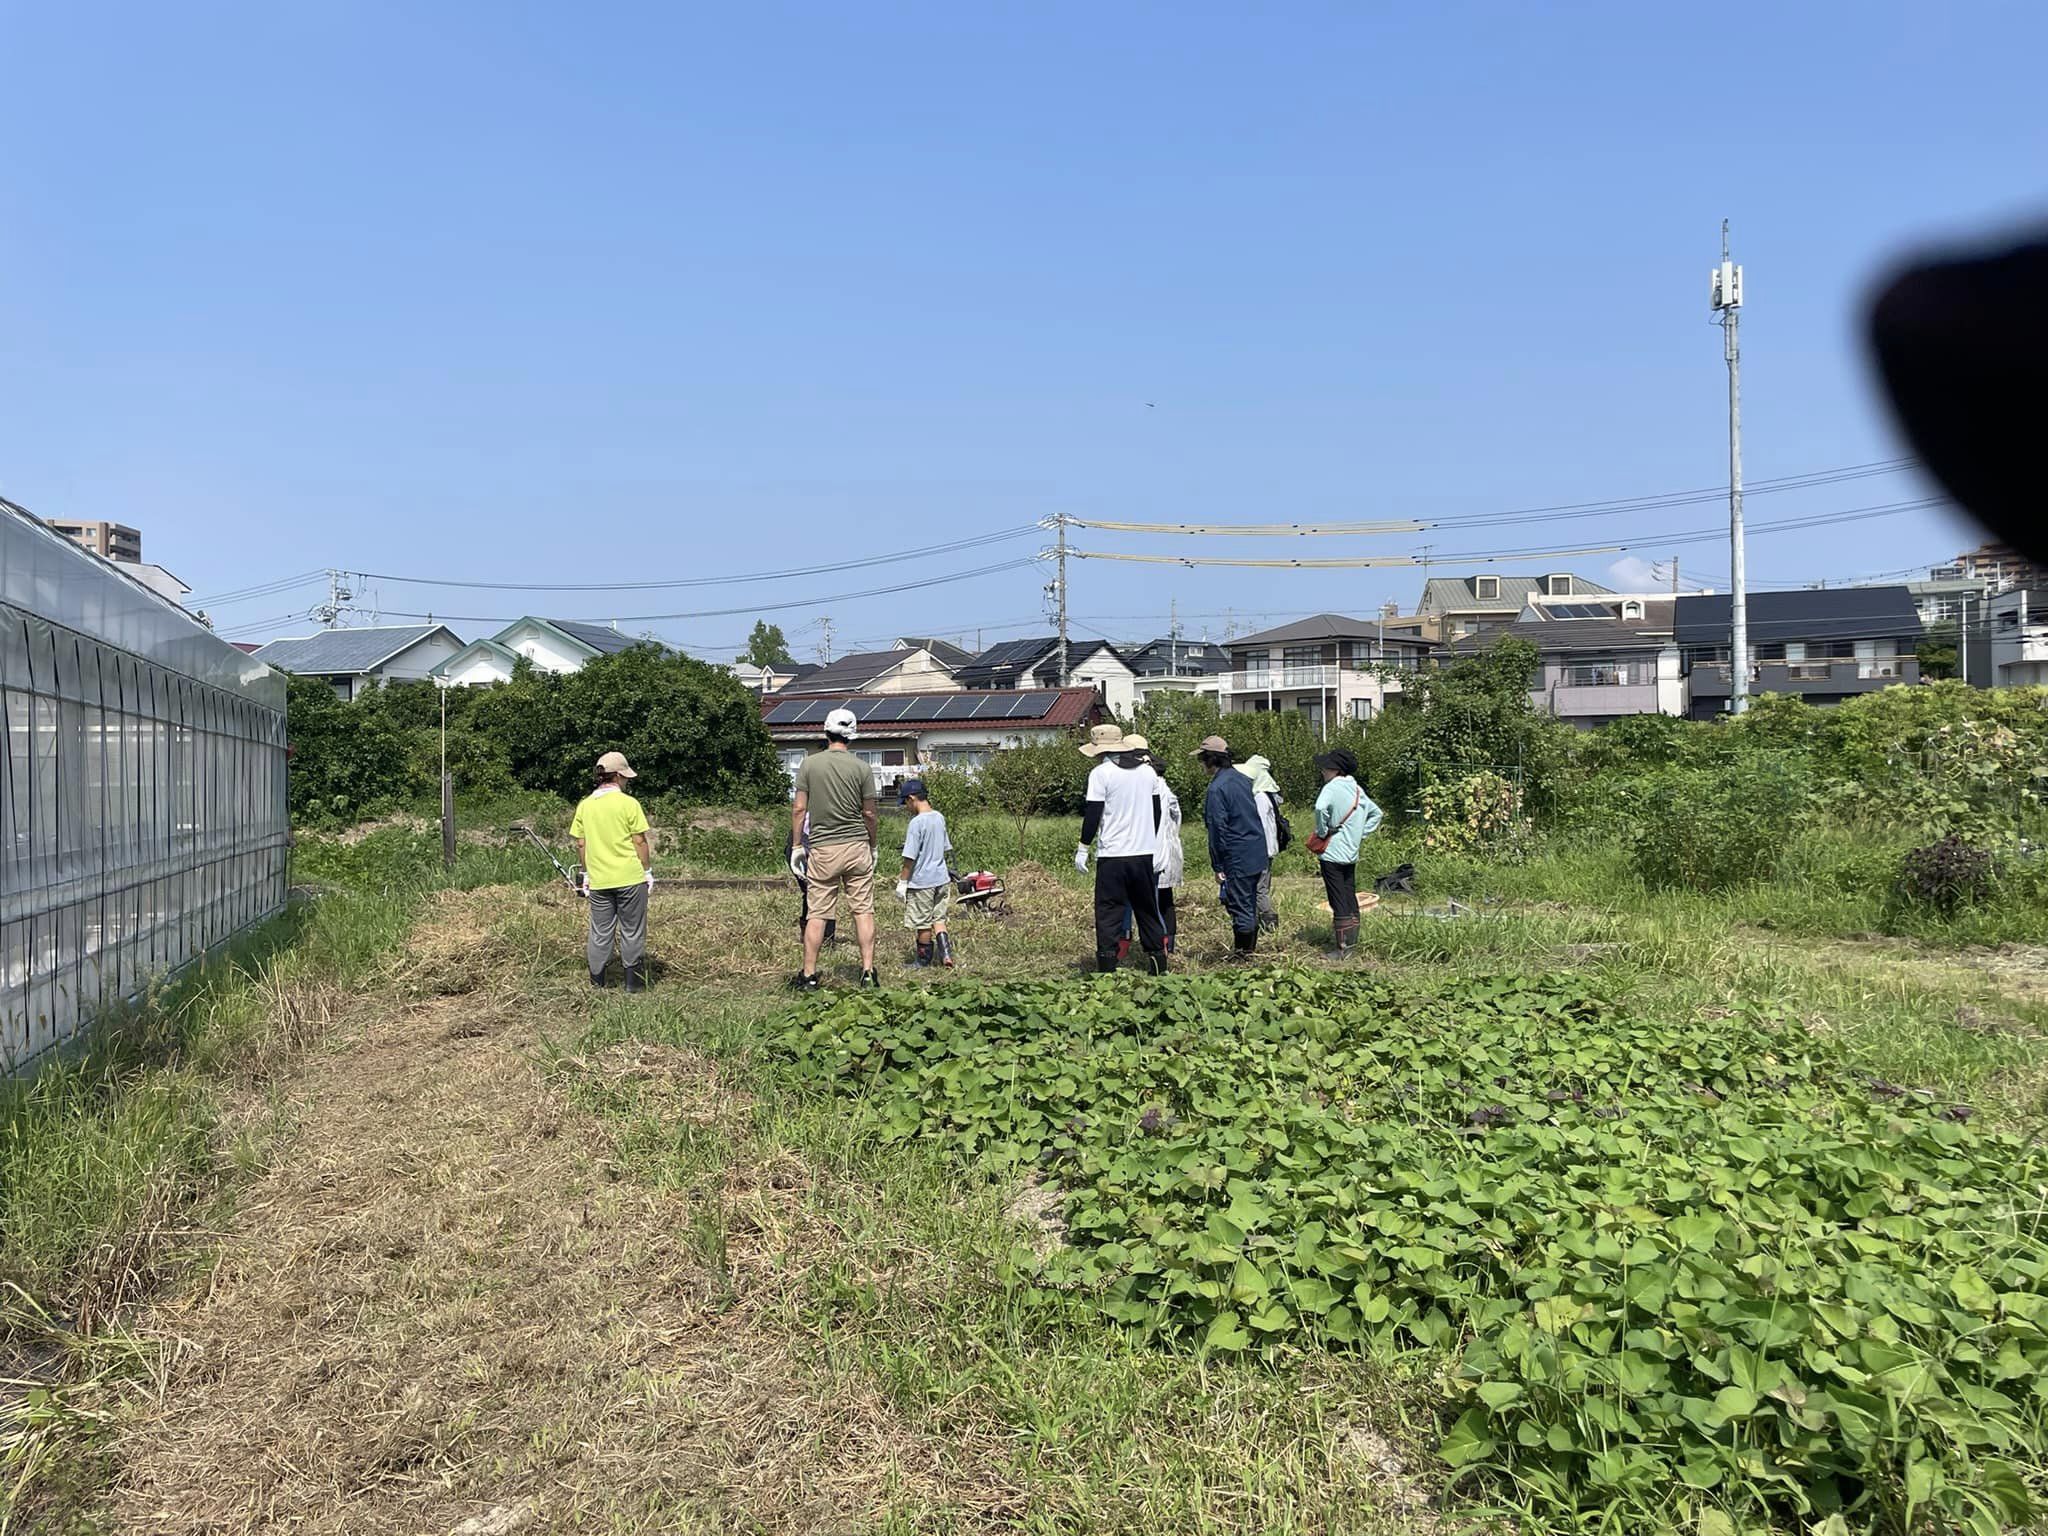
509, 822, 584, 896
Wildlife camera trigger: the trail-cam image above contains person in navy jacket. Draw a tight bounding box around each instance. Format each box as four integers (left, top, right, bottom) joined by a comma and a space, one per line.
1192, 735, 1271, 958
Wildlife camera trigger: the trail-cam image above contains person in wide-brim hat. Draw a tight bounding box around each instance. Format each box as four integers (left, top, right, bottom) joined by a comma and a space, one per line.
1079, 723, 1137, 757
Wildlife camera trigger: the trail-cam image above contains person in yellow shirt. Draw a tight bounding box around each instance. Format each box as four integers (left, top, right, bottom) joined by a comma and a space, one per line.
570, 750, 653, 991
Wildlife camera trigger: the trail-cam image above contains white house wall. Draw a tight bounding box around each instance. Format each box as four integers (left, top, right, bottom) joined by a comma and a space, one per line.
376, 632, 466, 683
499, 621, 594, 674
443, 652, 516, 688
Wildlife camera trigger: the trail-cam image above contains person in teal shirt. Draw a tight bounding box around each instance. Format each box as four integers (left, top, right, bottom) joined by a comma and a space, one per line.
1311, 748, 1382, 958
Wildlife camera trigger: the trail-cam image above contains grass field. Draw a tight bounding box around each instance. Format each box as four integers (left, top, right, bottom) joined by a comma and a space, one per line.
5, 807, 2048, 1533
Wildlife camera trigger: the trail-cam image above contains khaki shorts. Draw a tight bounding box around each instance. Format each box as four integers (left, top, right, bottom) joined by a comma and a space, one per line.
903, 884, 951, 930
806, 840, 876, 921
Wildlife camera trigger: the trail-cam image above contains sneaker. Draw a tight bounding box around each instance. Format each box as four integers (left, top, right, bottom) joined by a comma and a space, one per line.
860, 969, 882, 989
788, 971, 822, 992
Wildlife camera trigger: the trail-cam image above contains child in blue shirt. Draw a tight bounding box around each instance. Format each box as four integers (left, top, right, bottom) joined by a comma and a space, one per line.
894, 779, 956, 967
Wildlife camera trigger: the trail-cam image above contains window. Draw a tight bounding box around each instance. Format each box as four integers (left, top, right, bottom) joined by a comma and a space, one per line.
1621, 600, 1644, 620
1349, 697, 1374, 721
1546, 574, 1573, 596
1474, 575, 1501, 600
1563, 657, 1651, 687
1241, 652, 1271, 682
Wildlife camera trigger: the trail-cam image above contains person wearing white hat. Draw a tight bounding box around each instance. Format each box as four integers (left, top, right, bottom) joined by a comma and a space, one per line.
789, 705, 881, 990
1076, 724, 1168, 973
571, 750, 654, 991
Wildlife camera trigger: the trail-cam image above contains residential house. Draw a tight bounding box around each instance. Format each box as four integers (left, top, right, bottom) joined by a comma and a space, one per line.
1676, 586, 1922, 717
761, 686, 1103, 794
1123, 636, 1232, 704
253, 624, 465, 700
1219, 614, 1434, 733
434, 617, 645, 687
1418, 572, 1614, 642
729, 661, 808, 694
956, 637, 1139, 716
1448, 595, 1684, 726
787, 641, 964, 696
1988, 588, 2048, 688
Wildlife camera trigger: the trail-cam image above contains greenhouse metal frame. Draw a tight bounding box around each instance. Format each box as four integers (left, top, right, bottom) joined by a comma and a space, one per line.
1, 501, 289, 1069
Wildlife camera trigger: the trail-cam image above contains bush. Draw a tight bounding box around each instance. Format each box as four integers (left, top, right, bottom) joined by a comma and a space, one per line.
1417, 770, 1524, 855
1895, 834, 1997, 914
284, 676, 421, 823
1629, 758, 1811, 892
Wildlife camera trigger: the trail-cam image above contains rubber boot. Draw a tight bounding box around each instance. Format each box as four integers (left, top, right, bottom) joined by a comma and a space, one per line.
590, 967, 609, 988
623, 962, 645, 994
1232, 929, 1258, 960
935, 931, 955, 968
914, 941, 933, 968
1144, 947, 1168, 976
1325, 920, 1357, 960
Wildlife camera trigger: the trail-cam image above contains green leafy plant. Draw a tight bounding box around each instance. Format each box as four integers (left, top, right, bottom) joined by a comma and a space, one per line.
1629, 758, 1811, 892
1896, 834, 1997, 914
1418, 770, 1523, 855
776, 971, 2048, 1534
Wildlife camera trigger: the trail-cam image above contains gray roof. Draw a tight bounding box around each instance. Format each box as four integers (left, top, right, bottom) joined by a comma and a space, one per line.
252, 624, 459, 676
1230, 613, 1383, 647
1123, 637, 1232, 675
1674, 585, 1923, 646
796, 647, 918, 694
1421, 574, 1614, 614
1451, 618, 1672, 655
899, 636, 974, 668
544, 618, 640, 655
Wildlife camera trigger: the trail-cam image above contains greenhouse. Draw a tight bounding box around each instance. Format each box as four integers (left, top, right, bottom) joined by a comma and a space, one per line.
0, 501, 289, 1068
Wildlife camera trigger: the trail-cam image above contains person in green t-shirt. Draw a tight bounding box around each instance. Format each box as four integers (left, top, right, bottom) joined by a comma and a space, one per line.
789, 707, 880, 990
570, 750, 653, 991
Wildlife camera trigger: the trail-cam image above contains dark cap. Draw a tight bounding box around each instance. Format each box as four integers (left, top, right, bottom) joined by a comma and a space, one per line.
897, 777, 929, 805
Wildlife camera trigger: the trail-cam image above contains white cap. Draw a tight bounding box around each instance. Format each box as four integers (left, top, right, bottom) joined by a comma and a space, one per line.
823, 706, 859, 740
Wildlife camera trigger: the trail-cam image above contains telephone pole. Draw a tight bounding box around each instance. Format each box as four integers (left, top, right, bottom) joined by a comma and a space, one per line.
1054, 515, 1070, 685
1711, 220, 1748, 713
817, 616, 835, 664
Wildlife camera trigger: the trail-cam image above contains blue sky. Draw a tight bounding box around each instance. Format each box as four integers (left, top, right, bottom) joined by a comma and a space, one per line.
2, 2, 2039, 658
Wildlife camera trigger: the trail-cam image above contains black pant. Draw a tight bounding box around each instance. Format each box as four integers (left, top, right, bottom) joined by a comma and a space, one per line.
1096, 856, 1166, 971
1122, 887, 1178, 949
1320, 860, 1359, 925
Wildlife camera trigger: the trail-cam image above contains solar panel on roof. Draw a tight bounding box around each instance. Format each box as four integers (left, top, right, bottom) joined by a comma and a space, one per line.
1549, 603, 1610, 619
1007, 690, 1060, 718
935, 696, 983, 720
876, 695, 923, 721
793, 699, 832, 724
764, 700, 806, 724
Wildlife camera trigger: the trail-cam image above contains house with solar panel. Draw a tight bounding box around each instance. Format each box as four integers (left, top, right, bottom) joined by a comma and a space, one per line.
250, 624, 465, 700
1418, 572, 1616, 642
954, 637, 1139, 716
431, 617, 650, 687
774, 639, 970, 696
759, 687, 1104, 792
1444, 595, 1687, 725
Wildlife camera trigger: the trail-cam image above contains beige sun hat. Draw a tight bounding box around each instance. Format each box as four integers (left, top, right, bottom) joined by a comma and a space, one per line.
1189, 734, 1232, 757
596, 750, 637, 779
1078, 724, 1131, 757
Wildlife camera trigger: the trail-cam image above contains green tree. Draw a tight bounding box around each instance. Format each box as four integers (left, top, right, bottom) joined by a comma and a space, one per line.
283, 674, 419, 823
980, 736, 1084, 854
1916, 621, 1959, 681
740, 620, 796, 669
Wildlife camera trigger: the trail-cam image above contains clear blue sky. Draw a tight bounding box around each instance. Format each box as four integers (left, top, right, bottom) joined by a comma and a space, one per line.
3, 2, 2039, 658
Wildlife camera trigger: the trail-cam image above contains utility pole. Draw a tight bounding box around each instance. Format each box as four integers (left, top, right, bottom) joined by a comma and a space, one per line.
1055, 515, 1070, 685
818, 616, 835, 664
1711, 220, 1748, 713
1169, 596, 1180, 674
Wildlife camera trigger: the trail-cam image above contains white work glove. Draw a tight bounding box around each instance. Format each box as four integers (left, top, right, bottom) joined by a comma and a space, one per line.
894, 878, 909, 900
1074, 843, 1090, 874
643, 867, 655, 890
788, 846, 809, 882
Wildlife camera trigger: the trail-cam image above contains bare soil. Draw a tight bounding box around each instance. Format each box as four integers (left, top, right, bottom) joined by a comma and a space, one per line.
104, 887, 1013, 1535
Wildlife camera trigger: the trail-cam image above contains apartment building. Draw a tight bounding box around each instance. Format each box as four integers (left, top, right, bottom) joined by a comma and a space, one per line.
1677, 586, 1922, 717
1219, 614, 1433, 732
43, 518, 143, 562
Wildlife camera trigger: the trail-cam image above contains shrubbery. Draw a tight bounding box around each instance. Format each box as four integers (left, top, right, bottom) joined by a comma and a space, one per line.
286, 648, 786, 824
1629, 758, 1812, 892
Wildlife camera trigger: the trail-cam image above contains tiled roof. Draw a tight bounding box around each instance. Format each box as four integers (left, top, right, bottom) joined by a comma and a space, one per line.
794, 647, 917, 694
252, 625, 458, 676
900, 637, 974, 668
1229, 613, 1382, 647
1421, 574, 1614, 613
1123, 638, 1232, 675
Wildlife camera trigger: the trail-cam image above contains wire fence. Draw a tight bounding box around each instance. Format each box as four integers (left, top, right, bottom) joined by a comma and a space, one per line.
1, 505, 288, 1069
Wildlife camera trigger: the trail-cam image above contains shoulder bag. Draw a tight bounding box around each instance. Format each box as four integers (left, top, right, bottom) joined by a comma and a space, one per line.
1305, 787, 1362, 857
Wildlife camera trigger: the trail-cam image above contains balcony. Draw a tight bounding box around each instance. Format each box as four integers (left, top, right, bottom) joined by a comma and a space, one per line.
1690, 658, 1918, 699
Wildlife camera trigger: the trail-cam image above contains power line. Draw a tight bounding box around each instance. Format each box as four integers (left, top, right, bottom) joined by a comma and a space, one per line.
189, 570, 327, 606
352, 525, 1039, 592
369, 555, 1043, 626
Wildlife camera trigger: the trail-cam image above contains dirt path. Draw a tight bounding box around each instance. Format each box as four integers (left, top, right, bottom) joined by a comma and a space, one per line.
106, 888, 1005, 1535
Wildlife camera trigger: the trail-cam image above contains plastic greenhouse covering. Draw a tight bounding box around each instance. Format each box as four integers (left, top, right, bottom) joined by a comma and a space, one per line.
1, 503, 288, 1069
